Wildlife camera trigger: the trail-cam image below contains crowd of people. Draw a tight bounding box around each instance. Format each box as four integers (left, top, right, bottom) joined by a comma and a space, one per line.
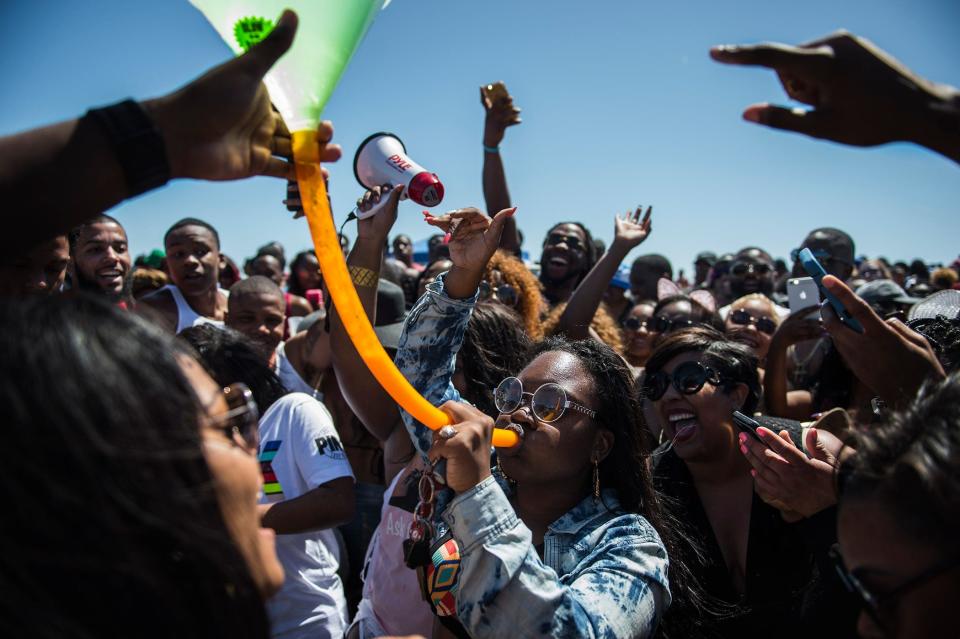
2, 11, 959, 639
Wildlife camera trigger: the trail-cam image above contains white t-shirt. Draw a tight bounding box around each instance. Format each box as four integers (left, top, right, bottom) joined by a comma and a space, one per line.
258, 393, 354, 639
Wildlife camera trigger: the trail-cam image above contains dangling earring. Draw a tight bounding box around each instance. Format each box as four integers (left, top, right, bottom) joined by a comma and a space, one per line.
592, 459, 600, 501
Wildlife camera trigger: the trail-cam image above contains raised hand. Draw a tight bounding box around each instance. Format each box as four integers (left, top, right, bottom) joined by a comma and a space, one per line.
710, 30, 960, 160
357, 184, 405, 243
612, 205, 652, 250
770, 307, 824, 348
820, 275, 945, 409
481, 82, 522, 148
145, 11, 342, 182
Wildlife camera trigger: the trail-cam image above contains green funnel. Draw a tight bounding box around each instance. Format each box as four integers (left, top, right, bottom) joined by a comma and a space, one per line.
190, 0, 390, 131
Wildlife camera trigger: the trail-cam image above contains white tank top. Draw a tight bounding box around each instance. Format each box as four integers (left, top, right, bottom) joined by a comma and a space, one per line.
160, 284, 227, 334
274, 342, 323, 400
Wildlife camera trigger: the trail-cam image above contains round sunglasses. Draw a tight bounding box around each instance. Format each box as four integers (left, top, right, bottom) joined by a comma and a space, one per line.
729, 309, 777, 335
642, 361, 722, 401
494, 377, 596, 423
208, 383, 260, 451
651, 315, 697, 334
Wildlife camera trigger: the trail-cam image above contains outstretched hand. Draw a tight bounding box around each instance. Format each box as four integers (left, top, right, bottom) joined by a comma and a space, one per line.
481, 83, 522, 148
146, 10, 342, 182
612, 205, 652, 250
710, 30, 958, 153
820, 275, 944, 409
424, 207, 516, 299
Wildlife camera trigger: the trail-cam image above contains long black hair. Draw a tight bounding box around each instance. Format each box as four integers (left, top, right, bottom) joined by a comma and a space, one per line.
525, 337, 710, 637
459, 302, 531, 416
179, 324, 287, 415
0, 295, 269, 638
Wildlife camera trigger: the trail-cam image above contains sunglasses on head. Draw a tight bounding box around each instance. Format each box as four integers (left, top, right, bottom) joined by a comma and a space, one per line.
545, 233, 585, 252
494, 377, 596, 423
479, 280, 518, 307
729, 309, 777, 335
730, 261, 772, 277
209, 383, 260, 451
651, 315, 697, 334
642, 361, 722, 401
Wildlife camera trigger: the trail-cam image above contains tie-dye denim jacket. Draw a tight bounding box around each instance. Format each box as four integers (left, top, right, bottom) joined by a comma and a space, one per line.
394, 277, 671, 638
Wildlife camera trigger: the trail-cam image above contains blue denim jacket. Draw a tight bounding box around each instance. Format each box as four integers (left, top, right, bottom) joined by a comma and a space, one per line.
395, 277, 671, 638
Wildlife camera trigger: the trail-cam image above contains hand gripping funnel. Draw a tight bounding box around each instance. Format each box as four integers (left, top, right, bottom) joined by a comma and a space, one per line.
189, 2, 521, 449
190, 0, 388, 130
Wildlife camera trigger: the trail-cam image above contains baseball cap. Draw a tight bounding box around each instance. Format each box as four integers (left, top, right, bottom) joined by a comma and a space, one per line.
855, 279, 922, 306
374, 278, 409, 350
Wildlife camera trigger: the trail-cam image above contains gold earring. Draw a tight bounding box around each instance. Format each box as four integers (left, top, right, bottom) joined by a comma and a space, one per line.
593, 459, 600, 501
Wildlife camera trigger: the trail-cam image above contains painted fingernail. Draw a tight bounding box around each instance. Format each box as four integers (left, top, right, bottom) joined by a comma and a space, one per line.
750, 469, 757, 477
740, 444, 748, 454
756, 428, 768, 439
738, 432, 747, 443
443, 233, 452, 244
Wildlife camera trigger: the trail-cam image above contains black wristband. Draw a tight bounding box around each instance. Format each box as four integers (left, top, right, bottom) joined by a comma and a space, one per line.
87, 99, 170, 197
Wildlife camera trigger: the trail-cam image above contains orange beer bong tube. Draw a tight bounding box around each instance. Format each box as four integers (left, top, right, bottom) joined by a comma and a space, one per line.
292, 131, 520, 449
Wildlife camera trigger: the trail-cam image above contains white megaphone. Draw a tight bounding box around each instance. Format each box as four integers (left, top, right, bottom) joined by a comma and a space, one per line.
352, 132, 444, 219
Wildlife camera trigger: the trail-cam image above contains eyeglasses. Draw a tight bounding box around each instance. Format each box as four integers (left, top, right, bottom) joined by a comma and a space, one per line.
829, 544, 960, 632
651, 315, 697, 334
208, 383, 259, 450
494, 377, 596, 422
642, 361, 722, 401
729, 309, 777, 335
479, 280, 518, 307
623, 317, 652, 331
545, 233, 585, 252
730, 261, 772, 277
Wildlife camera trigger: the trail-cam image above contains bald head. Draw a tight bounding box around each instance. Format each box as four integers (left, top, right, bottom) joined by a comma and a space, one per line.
230, 275, 284, 304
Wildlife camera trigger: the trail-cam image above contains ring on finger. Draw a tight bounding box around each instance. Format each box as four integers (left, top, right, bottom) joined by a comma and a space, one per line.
439, 425, 457, 440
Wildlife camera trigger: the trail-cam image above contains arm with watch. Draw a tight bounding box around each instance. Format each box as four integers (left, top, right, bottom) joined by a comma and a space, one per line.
0, 10, 341, 257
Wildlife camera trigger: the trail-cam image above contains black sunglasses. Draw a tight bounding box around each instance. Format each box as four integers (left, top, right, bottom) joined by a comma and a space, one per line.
829, 543, 960, 633
623, 317, 651, 331
479, 280, 518, 307
643, 361, 722, 401
729, 309, 777, 335
545, 233, 585, 252
651, 315, 697, 334
730, 261, 772, 277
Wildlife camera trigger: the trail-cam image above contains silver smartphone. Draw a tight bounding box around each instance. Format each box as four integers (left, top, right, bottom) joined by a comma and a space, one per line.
787, 277, 820, 313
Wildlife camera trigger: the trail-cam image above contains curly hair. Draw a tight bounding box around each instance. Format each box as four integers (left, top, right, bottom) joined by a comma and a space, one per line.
459, 302, 531, 416
484, 250, 545, 341
542, 301, 624, 353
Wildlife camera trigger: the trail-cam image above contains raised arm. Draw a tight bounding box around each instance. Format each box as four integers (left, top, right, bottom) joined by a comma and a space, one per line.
328, 184, 405, 442
395, 207, 515, 457
0, 10, 341, 256
711, 30, 960, 164
555, 206, 651, 340
480, 83, 522, 254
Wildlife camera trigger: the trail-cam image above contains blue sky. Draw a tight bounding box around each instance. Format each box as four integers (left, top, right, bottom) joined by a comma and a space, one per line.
3, 0, 958, 276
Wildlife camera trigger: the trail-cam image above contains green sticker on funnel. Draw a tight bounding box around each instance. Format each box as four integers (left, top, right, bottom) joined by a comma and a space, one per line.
234, 16, 274, 52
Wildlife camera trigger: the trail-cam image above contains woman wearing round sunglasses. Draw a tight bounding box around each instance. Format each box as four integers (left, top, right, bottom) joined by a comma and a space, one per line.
835, 373, 960, 638
1, 295, 281, 637
394, 208, 685, 638
644, 327, 857, 637
724, 294, 781, 365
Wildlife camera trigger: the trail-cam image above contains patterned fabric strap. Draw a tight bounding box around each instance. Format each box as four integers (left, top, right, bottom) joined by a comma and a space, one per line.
348, 265, 378, 288
425, 537, 462, 617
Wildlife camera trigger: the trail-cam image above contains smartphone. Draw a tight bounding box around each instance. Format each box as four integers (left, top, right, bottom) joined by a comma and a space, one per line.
787, 276, 820, 313
733, 410, 766, 446
483, 81, 509, 104
798, 248, 864, 333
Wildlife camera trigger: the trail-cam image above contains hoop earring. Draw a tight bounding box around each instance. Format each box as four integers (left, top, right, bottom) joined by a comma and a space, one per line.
593, 459, 600, 501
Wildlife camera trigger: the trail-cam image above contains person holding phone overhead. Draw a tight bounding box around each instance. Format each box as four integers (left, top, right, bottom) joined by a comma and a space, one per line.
644, 326, 858, 637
